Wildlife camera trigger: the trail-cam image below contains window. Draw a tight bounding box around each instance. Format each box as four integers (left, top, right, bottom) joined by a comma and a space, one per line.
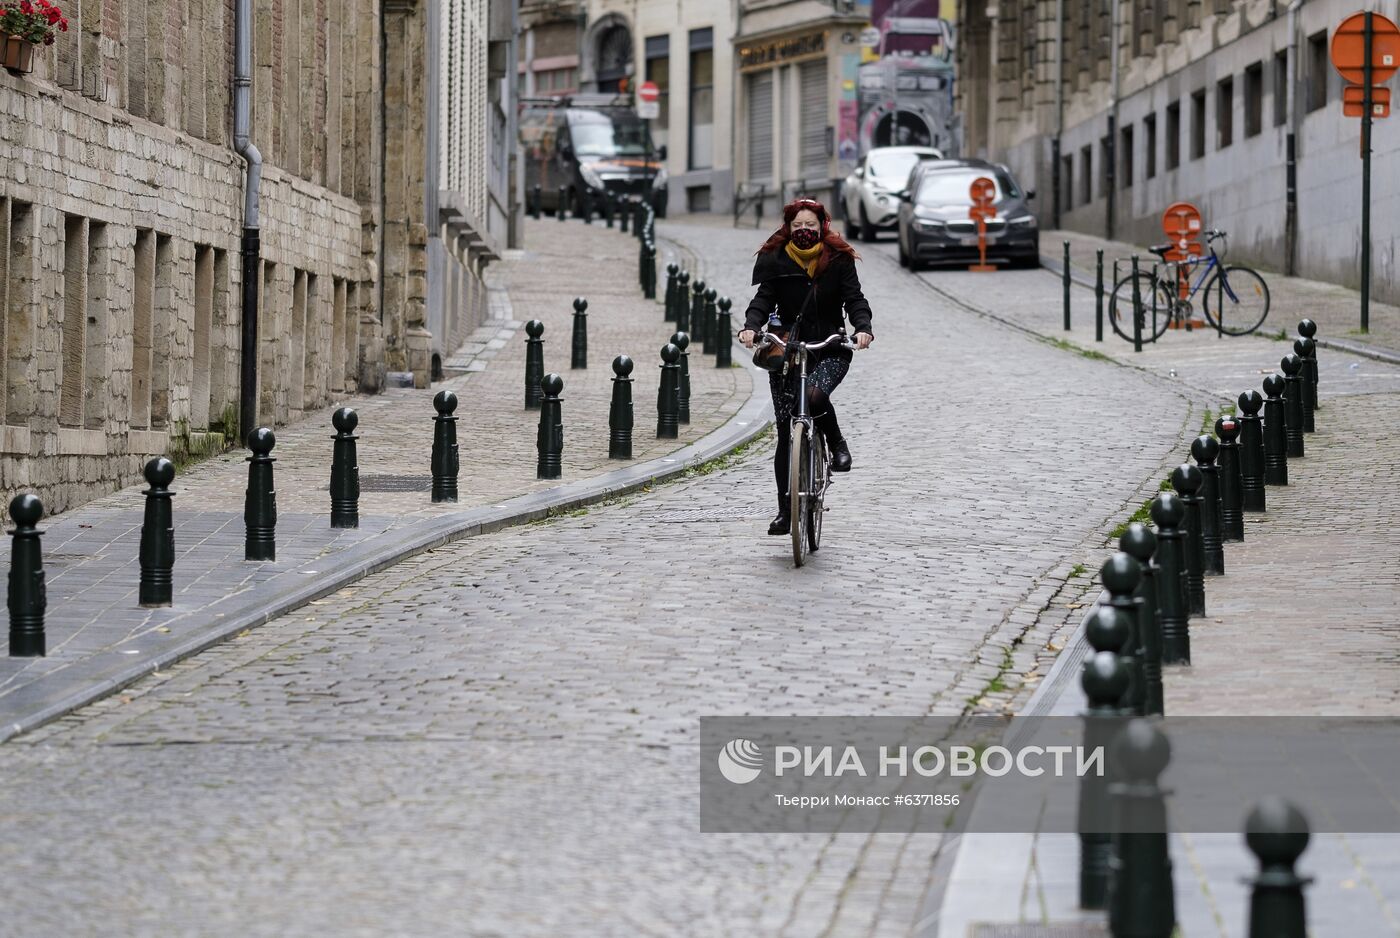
1121, 123, 1134, 188
1245, 63, 1263, 137
1080, 145, 1092, 205
1274, 50, 1289, 126
1061, 154, 1074, 209
1166, 101, 1181, 170
131, 230, 155, 429
798, 58, 829, 177
1144, 113, 1158, 179
1217, 76, 1234, 149
83, 222, 109, 431
192, 246, 214, 430
1099, 135, 1110, 197
688, 28, 714, 170
746, 71, 774, 182
290, 269, 307, 411
332, 278, 347, 394
1191, 90, 1206, 159
1, 199, 36, 428
151, 234, 175, 430
1307, 31, 1328, 112
645, 35, 669, 144
59, 216, 86, 428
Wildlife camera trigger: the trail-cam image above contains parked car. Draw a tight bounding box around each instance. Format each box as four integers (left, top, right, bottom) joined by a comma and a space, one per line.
895, 159, 1039, 270
519, 95, 669, 217
842, 146, 942, 242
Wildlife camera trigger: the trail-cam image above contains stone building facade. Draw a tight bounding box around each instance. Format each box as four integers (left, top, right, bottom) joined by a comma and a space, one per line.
957, 0, 1400, 300
0, 0, 516, 516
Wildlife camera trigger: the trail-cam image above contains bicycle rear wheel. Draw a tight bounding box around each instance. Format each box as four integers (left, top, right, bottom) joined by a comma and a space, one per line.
1202, 265, 1270, 335
808, 432, 827, 553
789, 422, 810, 567
1107, 273, 1173, 343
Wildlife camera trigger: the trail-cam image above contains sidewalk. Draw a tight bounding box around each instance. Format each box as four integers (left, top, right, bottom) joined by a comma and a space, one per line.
0, 218, 766, 741
1043, 228, 1400, 363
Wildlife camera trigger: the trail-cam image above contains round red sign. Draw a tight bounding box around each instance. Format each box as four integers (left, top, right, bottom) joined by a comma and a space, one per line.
638, 81, 660, 104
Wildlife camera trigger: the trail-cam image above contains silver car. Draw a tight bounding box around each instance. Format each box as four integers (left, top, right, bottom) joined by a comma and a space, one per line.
842, 146, 942, 242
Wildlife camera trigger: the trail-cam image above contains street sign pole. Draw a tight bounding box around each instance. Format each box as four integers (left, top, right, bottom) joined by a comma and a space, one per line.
1361, 11, 1373, 333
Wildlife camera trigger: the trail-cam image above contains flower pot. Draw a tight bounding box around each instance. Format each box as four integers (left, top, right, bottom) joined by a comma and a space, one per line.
3, 35, 35, 74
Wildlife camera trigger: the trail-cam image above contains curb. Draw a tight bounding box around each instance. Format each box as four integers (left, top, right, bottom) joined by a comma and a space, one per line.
0, 350, 771, 744
1040, 252, 1400, 367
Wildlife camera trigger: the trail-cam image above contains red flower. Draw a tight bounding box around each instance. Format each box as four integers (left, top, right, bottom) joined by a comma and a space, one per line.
18, 0, 32, 12
58, 16, 66, 29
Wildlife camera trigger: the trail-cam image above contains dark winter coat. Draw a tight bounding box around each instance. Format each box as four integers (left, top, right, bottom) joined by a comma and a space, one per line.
742, 249, 874, 356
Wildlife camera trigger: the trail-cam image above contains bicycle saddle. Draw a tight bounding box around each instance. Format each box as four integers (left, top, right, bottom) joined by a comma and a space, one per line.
1148, 243, 1173, 258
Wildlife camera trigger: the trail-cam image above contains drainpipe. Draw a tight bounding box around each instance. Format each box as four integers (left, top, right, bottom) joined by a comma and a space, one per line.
233, 0, 263, 446
1284, 0, 1303, 275
1106, 0, 1120, 241
1052, 0, 1065, 228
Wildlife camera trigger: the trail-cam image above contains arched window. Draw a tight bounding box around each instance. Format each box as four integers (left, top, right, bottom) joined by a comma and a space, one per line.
596, 24, 633, 92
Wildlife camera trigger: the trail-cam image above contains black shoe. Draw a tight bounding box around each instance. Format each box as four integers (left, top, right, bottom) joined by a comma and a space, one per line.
830, 438, 852, 472
768, 510, 791, 535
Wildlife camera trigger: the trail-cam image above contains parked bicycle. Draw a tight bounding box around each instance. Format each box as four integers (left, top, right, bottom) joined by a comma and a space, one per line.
754, 329, 858, 567
1107, 229, 1271, 342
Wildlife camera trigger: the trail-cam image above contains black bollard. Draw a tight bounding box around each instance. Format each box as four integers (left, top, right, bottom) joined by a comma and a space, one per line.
1095, 249, 1105, 342
1280, 354, 1305, 458
1294, 337, 1316, 432
715, 297, 734, 368
609, 355, 634, 460
244, 428, 277, 561
690, 278, 706, 338
702, 287, 718, 353
536, 373, 564, 479
677, 273, 692, 333
1150, 492, 1191, 665
1171, 463, 1207, 617
1238, 390, 1267, 511
330, 407, 360, 528
647, 241, 658, 300
531, 184, 541, 220
1245, 797, 1311, 938
571, 297, 588, 370
671, 330, 692, 424
1063, 241, 1072, 330
664, 264, 679, 322
603, 191, 614, 228
657, 343, 681, 438
1101, 553, 1146, 716
1215, 415, 1245, 542
7, 493, 46, 656
1120, 523, 1165, 716
1262, 374, 1289, 486
1107, 720, 1176, 938
1191, 434, 1225, 576
556, 186, 566, 222
620, 198, 631, 233
138, 457, 177, 607
580, 189, 592, 224
638, 236, 647, 292
1078, 610, 1131, 911
524, 319, 545, 409
431, 390, 460, 503
1298, 318, 1320, 409
1130, 254, 1143, 353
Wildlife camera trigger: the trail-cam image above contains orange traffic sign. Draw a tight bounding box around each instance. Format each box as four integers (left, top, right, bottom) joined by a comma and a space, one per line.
1161, 201, 1202, 242
968, 177, 996, 272
1331, 12, 1400, 85
1344, 84, 1392, 117
969, 177, 995, 208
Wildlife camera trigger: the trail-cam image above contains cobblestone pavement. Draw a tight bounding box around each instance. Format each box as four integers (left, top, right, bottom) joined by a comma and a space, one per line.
0, 218, 1359, 935
0, 220, 745, 732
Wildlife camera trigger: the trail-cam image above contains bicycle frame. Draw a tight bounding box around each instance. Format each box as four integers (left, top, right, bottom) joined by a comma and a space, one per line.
783, 344, 831, 505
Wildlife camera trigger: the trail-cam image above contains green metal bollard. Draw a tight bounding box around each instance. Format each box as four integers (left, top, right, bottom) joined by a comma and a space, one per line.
1095, 249, 1105, 342
330, 407, 360, 529
1245, 798, 1311, 938
1078, 609, 1132, 911
1191, 435, 1225, 576
1101, 553, 1146, 716
1171, 463, 1207, 618
571, 297, 588, 370
524, 319, 545, 410
671, 331, 692, 424
556, 186, 566, 222
1262, 374, 1289, 486
1150, 493, 1191, 665
715, 297, 734, 368
1107, 720, 1176, 938
690, 278, 706, 339
1280, 354, 1305, 458
1063, 241, 1072, 330
431, 391, 460, 503
1238, 390, 1267, 511
664, 263, 679, 322
536, 373, 564, 479
656, 343, 681, 438
609, 355, 634, 460
138, 457, 177, 607
244, 428, 277, 562
674, 271, 689, 328
1130, 254, 1143, 353
7, 493, 46, 656
702, 288, 718, 354
1293, 338, 1317, 432
1119, 524, 1164, 716
1215, 415, 1245, 542
1297, 318, 1320, 411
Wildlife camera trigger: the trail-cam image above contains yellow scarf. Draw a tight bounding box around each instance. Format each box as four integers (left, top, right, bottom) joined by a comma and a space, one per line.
785, 240, 822, 278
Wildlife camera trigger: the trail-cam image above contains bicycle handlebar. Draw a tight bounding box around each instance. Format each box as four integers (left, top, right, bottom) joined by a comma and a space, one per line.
1205, 228, 1227, 242
757, 331, 857, 352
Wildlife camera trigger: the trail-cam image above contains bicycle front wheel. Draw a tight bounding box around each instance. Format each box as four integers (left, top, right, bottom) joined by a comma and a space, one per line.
1107, 273, 1173, 343
1202, 266, 1270, 335
808, 432, 827, 553
789, 422, 810, 567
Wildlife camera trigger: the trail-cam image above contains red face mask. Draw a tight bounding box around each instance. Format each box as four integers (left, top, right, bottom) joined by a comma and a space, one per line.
790, 228, 821, 249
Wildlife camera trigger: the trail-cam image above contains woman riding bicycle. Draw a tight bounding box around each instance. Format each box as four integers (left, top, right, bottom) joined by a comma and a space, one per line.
739, 198, 874, 536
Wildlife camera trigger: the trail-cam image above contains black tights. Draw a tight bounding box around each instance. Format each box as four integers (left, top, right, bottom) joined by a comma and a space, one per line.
770, 355, 850, 507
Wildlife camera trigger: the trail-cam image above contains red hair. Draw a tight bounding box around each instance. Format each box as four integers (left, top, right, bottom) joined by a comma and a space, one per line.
756, 198, 860, 277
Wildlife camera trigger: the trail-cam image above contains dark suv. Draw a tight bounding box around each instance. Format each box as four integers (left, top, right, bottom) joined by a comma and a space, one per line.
895, 159, 1039, 270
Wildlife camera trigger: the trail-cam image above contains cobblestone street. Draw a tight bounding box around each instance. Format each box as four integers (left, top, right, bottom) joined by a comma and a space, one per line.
0, 218, 1394, 935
